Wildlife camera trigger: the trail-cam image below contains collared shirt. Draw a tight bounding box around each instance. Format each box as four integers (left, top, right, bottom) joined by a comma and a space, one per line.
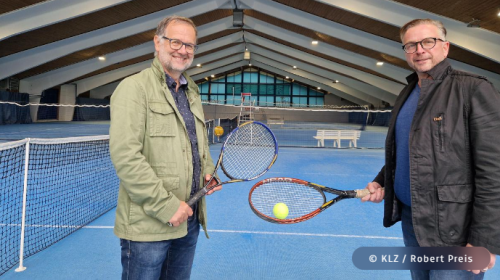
165, 73, 201, 213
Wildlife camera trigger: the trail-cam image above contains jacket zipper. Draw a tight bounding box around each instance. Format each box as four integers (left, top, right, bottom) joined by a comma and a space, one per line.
434, 114, 444, 152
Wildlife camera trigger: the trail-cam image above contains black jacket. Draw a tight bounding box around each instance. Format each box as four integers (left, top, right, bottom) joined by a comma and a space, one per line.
373, 59, 500, 255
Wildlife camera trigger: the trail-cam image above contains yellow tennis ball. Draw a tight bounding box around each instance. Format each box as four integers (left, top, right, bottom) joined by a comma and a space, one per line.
214, 126, 224, 136
273, 203, 289, 219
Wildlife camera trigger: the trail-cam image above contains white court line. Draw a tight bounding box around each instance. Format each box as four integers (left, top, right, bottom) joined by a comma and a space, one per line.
80, 226, 401, 240
2, 224, 401, 240
207, 229, 402, 240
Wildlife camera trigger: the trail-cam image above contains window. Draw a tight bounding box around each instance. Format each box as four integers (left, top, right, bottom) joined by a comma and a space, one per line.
259, 72, 274, 84
227, 71, 242, 83
292, 84, 307, 96
243, 68, 258, 83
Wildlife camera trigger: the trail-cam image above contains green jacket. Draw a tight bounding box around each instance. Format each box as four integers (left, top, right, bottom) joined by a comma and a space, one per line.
109, 57, 215, 241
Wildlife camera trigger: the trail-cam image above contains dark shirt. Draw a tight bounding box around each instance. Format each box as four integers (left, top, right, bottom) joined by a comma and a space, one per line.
394, 84, 420, 206
165, 73, 201, 214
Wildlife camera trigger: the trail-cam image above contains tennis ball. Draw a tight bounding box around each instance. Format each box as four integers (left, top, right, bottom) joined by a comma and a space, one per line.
273, 203, 289, 219
214, 126, 224, 136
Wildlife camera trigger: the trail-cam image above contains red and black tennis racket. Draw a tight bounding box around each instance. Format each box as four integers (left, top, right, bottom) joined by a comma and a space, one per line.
249, 177, 380, 224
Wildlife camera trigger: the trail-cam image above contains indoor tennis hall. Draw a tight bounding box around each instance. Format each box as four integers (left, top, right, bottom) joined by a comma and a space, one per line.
0, 121, 413, 279
1, 0, 500, 279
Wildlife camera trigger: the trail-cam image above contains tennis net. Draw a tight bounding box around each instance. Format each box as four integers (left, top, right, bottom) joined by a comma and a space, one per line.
203, 103, 392, 148
0, 136, 119, 275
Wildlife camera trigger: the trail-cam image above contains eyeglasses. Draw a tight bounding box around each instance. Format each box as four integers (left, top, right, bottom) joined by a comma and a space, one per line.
402, 37, 446, 54
161, 36, 198, 53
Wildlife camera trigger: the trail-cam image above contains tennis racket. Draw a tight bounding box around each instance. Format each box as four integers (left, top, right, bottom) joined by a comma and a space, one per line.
168, 121, 278, 226
249, 177, 381, 224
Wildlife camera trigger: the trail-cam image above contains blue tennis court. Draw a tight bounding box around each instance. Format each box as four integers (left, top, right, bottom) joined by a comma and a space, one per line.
1, 123, 499, 279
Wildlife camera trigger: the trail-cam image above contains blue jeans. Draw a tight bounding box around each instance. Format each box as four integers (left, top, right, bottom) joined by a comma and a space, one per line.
120, 214, 200, 280
401, 204, 484, 280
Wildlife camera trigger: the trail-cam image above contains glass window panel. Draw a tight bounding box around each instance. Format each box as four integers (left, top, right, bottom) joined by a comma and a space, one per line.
198, 82, 209, 93
260, 72, 274, 84
293, 84, 307, 96
292, 97, 308, 107
211, 84, 219, 94
233, 72, 242, 83
283, 84, 291, 95
301, 85, 307, 95
266, 96, 274, 106
250, 72, 258, 83
259, 96, 274, 106
227, 71, 242, 83
243, 68, 257, 83
276, 77, 283, 84
218, 84, 226, 93
276, 85, 284, 96
276, 96, 291, 107
259, 85, 267, 95
213, 76, 225, 83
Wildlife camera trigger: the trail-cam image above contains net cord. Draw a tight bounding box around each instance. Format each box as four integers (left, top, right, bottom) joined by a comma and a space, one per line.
15, 139, 30, 272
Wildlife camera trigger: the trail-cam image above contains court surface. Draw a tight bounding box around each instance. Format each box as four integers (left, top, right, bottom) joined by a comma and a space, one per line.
3, 136, 499, 279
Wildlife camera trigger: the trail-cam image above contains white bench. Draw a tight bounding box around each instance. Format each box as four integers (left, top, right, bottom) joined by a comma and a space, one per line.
313, 130, 361, 148
267, 117, 285, 127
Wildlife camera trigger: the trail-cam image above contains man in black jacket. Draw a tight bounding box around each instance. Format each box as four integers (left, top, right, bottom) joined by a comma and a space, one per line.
362, 19, 499, 279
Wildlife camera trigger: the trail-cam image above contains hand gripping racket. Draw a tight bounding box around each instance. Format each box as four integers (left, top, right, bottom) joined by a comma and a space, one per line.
168, 121, 278, 226
249, 177, 381, 224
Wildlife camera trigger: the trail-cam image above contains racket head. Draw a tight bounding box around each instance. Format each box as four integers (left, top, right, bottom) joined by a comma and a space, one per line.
219, 121, 278, 181
249, 177, 327, 224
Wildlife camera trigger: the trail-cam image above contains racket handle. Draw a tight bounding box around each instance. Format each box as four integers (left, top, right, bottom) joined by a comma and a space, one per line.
355, 187, 385, 198
167, 177, 220, 226
167, 188, 208, 227
186, 187, 209, 206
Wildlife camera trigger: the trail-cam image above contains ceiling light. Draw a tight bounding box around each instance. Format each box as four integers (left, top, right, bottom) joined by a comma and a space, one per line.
211, 75, 215, 78
98, 56, 105, 61
376, 62, 384, 66
312, 41, 318, 45
334, 80, 339, 83
317, 87, 321, 90
196, 64, 202, 67
285, 76, 289, 79
293, 66, 297, 69
249, 63, 252, 66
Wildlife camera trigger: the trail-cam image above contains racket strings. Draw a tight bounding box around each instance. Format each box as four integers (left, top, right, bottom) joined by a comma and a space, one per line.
222, 123, 276, 179
250, 181, 324, 219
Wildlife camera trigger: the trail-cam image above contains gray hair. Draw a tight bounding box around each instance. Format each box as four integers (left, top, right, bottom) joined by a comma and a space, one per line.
400, 19, 447, 42
154, 15, 197, 56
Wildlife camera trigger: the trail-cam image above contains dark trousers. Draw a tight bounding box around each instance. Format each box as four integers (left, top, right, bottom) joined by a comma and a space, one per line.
401, 204, 484, 280
120, 215, 200, 280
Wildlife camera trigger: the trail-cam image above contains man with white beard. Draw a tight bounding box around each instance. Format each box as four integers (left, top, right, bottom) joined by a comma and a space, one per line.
110, 15, 221, 280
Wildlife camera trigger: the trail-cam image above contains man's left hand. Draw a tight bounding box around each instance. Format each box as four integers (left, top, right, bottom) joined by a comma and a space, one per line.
466, 243, 496, 274
205, 174, 222, 195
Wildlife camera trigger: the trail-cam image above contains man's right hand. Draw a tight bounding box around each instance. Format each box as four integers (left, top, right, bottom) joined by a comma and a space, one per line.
361, 181, 384, 203
168, 201, 193, 227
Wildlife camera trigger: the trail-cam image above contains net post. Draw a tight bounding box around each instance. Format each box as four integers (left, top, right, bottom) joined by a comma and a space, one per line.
15, 138, 30, 273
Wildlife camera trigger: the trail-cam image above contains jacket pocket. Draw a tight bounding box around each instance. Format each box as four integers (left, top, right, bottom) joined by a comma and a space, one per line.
161, 176, 180, 191
148, 102, 176, 136
436, 184, 473, 245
